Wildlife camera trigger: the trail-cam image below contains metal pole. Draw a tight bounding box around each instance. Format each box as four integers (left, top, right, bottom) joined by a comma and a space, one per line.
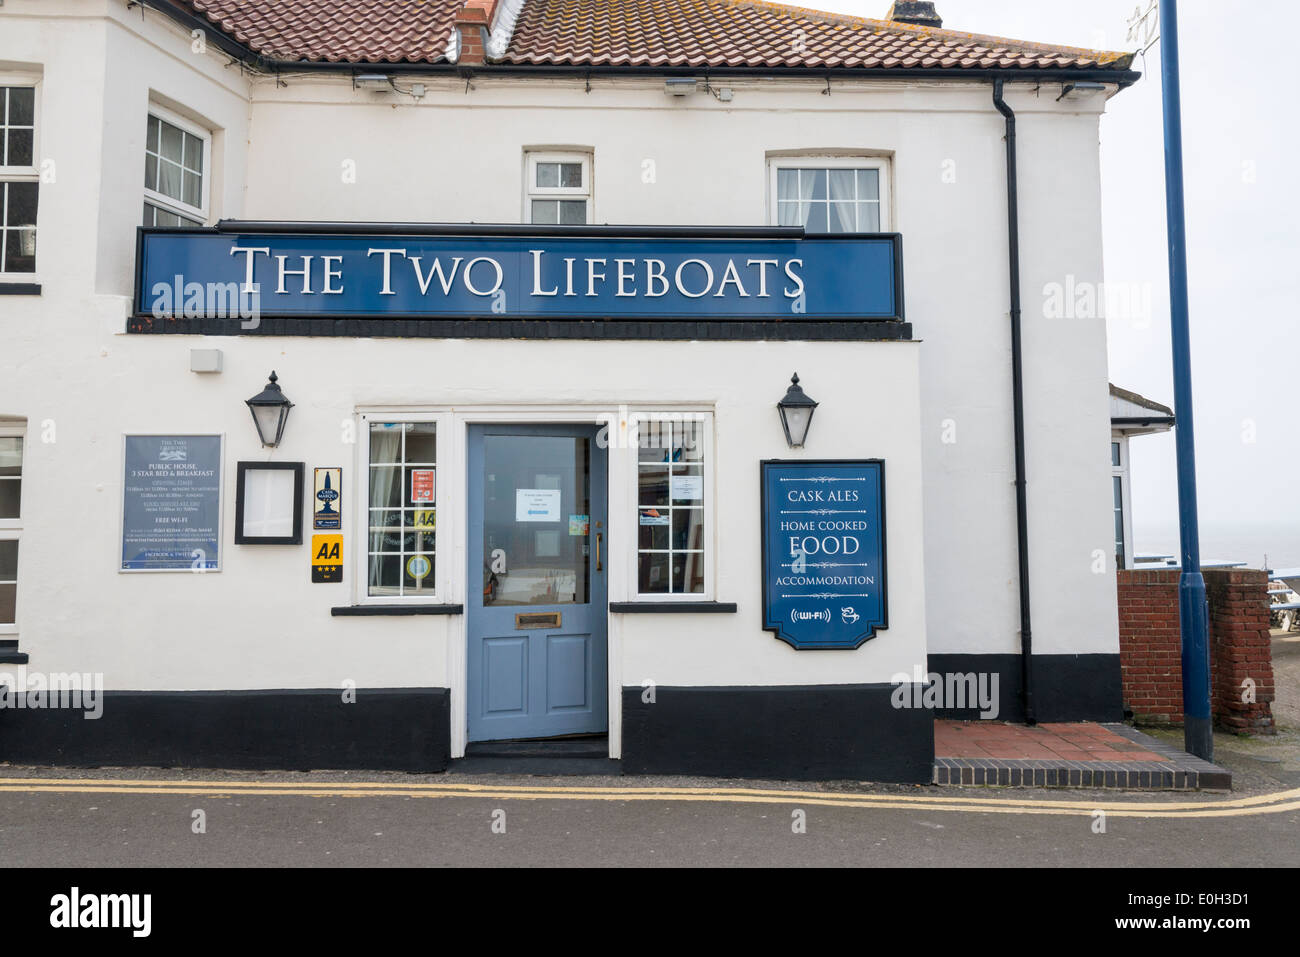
1158, 0, 1212, 760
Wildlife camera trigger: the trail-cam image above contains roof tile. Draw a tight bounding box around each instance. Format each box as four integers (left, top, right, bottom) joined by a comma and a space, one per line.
169, 0, 1134, 72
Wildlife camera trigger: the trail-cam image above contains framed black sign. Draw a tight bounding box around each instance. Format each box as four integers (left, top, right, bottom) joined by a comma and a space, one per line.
234, 461, 304, 545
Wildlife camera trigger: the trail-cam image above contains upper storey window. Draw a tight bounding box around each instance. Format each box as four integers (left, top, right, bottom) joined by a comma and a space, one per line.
0, 85, 38, 274
525, 152, 592, 225
771, 158, 890, 233
143, 108, 209, 227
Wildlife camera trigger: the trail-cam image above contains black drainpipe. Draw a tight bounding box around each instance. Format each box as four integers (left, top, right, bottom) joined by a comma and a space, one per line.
992, 79, 1036, 725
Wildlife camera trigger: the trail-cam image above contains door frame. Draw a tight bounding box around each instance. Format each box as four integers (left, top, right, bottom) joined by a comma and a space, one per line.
447, 407, 622, 759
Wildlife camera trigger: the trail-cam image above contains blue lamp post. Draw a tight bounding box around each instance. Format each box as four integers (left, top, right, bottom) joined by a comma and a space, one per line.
1158, 0, 1213, 760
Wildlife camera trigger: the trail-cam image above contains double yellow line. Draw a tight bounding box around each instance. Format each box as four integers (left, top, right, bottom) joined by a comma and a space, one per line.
1, 777, 1298, 818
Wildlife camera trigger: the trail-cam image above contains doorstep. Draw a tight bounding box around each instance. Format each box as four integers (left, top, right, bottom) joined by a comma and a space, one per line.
933, 720, 1232, 790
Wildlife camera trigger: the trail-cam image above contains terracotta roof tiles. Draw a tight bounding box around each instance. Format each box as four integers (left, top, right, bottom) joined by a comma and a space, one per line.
166, 0, 1135, 73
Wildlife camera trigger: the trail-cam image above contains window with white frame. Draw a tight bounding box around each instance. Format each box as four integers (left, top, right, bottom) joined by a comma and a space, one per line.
366, 421, 438, 598
143, 108, 210, 227
770, 158, 890, 233
0, 425, 23, 630
525, 152, 591, 225
634, 415, 709, 596
1111, 438, 1129, 570
0, 85, 39, 274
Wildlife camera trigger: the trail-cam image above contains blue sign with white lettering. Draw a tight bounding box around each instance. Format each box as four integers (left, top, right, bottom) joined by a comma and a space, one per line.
121, 435, 222, 572
133, 228, 902, 322
761, 460, 887, 650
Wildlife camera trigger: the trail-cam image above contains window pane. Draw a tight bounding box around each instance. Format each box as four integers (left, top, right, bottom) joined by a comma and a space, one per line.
673, 553, 705, 594
776, 201, 803, 227
535, 162, 559, 188
157, 159, 182, 201
0, 539, 16, 579
638, 512, 669, 549
806, 168, 827, 201
144, 153, 158, 191
405, 423, 437, 464
531, 199, 558, 224
183, 132, 203, 174
369, 467, 401, 508
8, 87, 35, 126
142, 202, 154, 227
803, 203, 828, 233
0, 583, 15, 625
0, 436, 22, 475
159, 120, 184, 164
1111, 442, 1121, 467
638, 467, 668, 507
146, 115, 159, 152
182, 170, 202, 208
0, 480, 18, 519
856, 168, 880, 202
558, 200, 586, 224
369, 424, 403, 464
673, 508, 703, 550
369, 554, 402, 596
559, 162, 583, 187
857, 202, 880, 232
638, 551, 670, 593
776, 168, 800, 203
827, 202, 854, 233
6, 128, 33, 167
828, 169, 856, 202
5, 180, 37, 225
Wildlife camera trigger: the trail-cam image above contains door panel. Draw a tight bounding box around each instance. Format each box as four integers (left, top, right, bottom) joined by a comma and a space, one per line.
467, 424, 608, 742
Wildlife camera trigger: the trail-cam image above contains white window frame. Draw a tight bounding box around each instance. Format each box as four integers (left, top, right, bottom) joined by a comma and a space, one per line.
143, 103, 212, 227
0, 77, 41, 279
767, 156, 892, 233
355, 412, 451, 605
1111, 435, 1133, 571
0, 423, 24, 636
523, 151, 593, 225
624, 410, 716, 603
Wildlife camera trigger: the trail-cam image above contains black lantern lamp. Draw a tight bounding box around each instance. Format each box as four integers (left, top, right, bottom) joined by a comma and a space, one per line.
777, 373, 818, 448
245, 371, 294, 448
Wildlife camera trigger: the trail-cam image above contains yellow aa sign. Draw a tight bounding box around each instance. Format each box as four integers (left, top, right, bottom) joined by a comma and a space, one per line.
312, 534, 343, 583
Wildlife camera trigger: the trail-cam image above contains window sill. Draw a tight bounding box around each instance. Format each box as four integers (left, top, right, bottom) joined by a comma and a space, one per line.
609, 601, 737, 614
0, 282, 40, 296
0, 640, 28, 664
331, 604, 463, 617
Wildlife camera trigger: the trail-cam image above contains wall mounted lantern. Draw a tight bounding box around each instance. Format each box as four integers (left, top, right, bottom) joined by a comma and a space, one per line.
777, 373, 818, 449
245, 371, 293, 448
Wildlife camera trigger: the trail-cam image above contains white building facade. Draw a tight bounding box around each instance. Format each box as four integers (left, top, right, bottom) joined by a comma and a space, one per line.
0, 0, 1137, 780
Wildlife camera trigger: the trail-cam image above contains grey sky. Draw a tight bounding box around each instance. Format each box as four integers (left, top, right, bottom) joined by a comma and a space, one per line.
808, 0, 1298, 552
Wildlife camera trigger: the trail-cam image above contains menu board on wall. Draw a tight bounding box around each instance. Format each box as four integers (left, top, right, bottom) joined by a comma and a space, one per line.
760, 460, 887, 650
121, 435, 223, 572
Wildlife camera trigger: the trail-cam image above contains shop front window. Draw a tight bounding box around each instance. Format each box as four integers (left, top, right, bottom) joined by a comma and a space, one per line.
0, 426, 23, 628
367, 422, 438, 598
635, 416, 708, 596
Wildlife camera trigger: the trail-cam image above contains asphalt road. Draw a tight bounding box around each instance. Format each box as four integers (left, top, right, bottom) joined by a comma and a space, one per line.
0, 770, 1296, 868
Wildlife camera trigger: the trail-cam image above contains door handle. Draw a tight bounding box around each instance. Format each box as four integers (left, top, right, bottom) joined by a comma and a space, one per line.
596, 532, 603, 572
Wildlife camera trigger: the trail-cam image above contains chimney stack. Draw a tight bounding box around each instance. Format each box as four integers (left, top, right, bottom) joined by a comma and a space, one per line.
456, 0, 500, 65
885, 2, 943, 28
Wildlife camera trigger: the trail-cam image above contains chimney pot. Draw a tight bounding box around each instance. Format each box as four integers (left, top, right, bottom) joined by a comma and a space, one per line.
885, 2, 943, 28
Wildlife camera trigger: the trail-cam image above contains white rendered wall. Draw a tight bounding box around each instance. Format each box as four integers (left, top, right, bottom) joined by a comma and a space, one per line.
0, 2, 1121, 703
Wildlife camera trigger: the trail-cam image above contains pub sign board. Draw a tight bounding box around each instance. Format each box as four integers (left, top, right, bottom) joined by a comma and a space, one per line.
760, 460, 887, 650
133, 228, 903, 323
120, 434, 222, 572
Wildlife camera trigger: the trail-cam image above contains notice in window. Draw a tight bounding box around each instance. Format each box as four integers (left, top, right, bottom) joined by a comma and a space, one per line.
516, 488, 561, 522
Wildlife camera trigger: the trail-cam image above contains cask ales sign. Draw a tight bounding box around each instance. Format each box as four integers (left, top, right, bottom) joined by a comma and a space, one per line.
760, 460, 887, 650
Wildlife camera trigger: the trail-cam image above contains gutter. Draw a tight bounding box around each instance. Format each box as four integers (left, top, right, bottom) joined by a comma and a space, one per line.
134, 1, 1140, 87
993, 78, 1036, 726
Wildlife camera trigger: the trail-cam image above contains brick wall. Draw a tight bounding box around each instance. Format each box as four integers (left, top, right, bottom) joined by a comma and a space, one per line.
1116, 568, 1275, 733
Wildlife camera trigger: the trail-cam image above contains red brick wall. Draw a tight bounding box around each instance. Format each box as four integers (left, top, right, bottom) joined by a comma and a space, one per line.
1116, 568, 1275, 733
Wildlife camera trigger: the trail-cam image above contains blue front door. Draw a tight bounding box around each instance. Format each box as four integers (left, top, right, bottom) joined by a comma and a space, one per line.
467, 424, 608, 742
